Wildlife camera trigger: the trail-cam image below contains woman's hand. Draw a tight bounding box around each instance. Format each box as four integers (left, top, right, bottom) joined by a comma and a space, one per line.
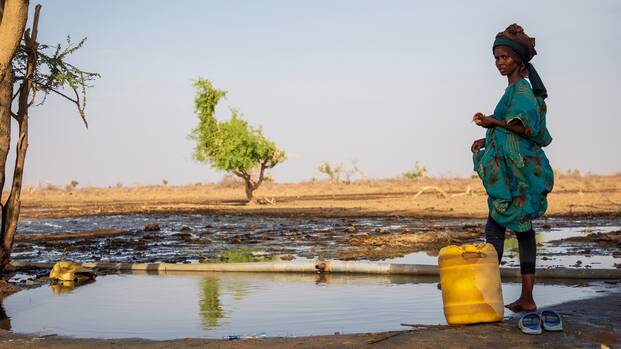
471, 138, 486, 153
472, 113, 496, 128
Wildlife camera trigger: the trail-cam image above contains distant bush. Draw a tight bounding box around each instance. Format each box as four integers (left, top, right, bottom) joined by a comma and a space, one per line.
65, 180, 79, 190
318, 161, 343, 183
402, 162, 427, 180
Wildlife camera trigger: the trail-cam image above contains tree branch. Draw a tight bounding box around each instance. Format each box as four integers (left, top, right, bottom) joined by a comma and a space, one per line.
232, 170, 249, 181
35, 84, 88, 128
255, 161, 268, 189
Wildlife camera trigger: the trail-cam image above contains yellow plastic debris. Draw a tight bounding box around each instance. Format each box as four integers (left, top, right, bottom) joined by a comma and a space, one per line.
439, 243, 504, 325
49, 260, 96, 283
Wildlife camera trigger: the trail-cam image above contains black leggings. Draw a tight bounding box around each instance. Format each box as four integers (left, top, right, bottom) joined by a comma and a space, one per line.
485, 216, 536, 274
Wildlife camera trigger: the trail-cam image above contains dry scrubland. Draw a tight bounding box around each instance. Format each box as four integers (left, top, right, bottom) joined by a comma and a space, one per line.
19, 174, 621, 219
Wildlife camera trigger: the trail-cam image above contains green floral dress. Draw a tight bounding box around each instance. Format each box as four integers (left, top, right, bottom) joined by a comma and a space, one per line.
473, 79, 554, 232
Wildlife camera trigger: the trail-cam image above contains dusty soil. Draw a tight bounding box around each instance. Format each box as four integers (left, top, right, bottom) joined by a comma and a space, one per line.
19, 175, 621, 219
340, 229, 482, 260
0, 291, 619, 348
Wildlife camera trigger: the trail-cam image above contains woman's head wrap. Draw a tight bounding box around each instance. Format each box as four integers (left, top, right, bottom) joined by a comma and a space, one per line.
493, 24, 547, 99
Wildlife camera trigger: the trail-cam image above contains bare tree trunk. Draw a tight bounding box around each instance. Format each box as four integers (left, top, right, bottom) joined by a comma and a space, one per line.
0, 0, 28, 207
236, 162, 269, 202
0, 69, 11, 205
0, 2, 35, 273
244, 179, 254, 201
0, 0, 28, 80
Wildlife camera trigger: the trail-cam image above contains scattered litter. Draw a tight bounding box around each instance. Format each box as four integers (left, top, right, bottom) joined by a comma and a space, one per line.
223, 333, 267, 341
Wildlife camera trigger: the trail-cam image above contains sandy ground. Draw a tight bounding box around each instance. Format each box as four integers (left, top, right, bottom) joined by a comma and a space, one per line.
0, 291, 618, 348
19, 175, 621, 219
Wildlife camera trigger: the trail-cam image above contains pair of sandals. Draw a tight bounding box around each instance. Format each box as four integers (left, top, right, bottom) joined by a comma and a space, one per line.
518, 310, 563, 335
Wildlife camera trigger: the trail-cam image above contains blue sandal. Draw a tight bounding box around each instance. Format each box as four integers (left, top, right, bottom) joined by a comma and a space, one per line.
518, 312, 542, 335
540, 309, 563, 332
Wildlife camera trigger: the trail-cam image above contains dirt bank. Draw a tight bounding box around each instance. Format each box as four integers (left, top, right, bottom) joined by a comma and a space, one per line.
340, 229, 482, 260
0, 291, 619, 348
19, 175, 621, 220
551, 229, 621, 248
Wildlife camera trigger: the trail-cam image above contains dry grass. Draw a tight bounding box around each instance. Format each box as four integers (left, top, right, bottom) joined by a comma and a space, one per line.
18, 174, 621, 219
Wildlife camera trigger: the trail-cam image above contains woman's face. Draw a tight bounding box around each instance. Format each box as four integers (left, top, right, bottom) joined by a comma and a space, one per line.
494, 46, 519, 76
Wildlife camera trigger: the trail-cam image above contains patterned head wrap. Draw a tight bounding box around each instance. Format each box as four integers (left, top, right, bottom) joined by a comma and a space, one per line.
493, 24, 547, 99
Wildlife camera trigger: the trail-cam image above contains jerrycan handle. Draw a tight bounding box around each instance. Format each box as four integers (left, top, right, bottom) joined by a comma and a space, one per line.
461, 251, 486, 260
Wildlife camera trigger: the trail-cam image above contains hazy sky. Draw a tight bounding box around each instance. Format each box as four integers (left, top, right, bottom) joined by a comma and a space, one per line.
13, 0, 621, 187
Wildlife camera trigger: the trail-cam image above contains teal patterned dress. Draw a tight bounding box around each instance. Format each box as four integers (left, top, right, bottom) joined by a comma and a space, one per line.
473, 79, 554, 232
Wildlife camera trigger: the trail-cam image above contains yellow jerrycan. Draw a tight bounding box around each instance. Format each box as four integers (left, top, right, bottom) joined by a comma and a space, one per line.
49, 260, 96, 283
438, 243, 504, 325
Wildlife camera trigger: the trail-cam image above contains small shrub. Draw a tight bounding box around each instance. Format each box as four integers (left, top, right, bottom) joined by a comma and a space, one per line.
318, 161, 343, 183
402, 161, 427, 180
215, 248, 272, 263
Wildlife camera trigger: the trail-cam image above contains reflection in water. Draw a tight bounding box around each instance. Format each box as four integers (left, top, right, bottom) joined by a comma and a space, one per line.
0, 301, 10, 331
2, 273, 618, 340
226, 280, 249, 301
199, 277, 254, 329
50, 279, 96, 295
315, 273, 332, 285
199, 277, 224, 329
503, 232, 543, 254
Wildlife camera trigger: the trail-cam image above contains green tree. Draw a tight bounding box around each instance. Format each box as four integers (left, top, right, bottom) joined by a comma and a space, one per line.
190, 79, 286, 201
0, 2, 98, 272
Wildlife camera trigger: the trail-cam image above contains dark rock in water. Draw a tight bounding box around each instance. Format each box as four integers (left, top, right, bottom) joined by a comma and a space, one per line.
343, 225, 358, 233
144, 223, 160, 232
180, 225, 192, 232
141, 234, 161, 242
542, 223, 552, 230
194, 238, 212, 245
173, 232, 192, 241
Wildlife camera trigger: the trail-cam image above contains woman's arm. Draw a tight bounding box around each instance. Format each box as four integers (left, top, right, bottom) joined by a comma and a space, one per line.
472, 113, 526, 136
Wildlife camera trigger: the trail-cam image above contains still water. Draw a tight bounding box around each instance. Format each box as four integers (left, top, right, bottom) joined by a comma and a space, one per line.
3, 272, 617, 340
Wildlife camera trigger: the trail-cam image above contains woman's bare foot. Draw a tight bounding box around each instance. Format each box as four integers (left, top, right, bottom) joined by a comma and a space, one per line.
505, 298, 537, 313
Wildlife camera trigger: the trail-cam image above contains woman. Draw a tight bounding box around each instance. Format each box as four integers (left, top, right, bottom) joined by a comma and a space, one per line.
471, 24, 554, 313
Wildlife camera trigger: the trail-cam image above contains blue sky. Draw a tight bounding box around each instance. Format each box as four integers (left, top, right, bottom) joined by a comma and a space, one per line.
15, 0, 621, 186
